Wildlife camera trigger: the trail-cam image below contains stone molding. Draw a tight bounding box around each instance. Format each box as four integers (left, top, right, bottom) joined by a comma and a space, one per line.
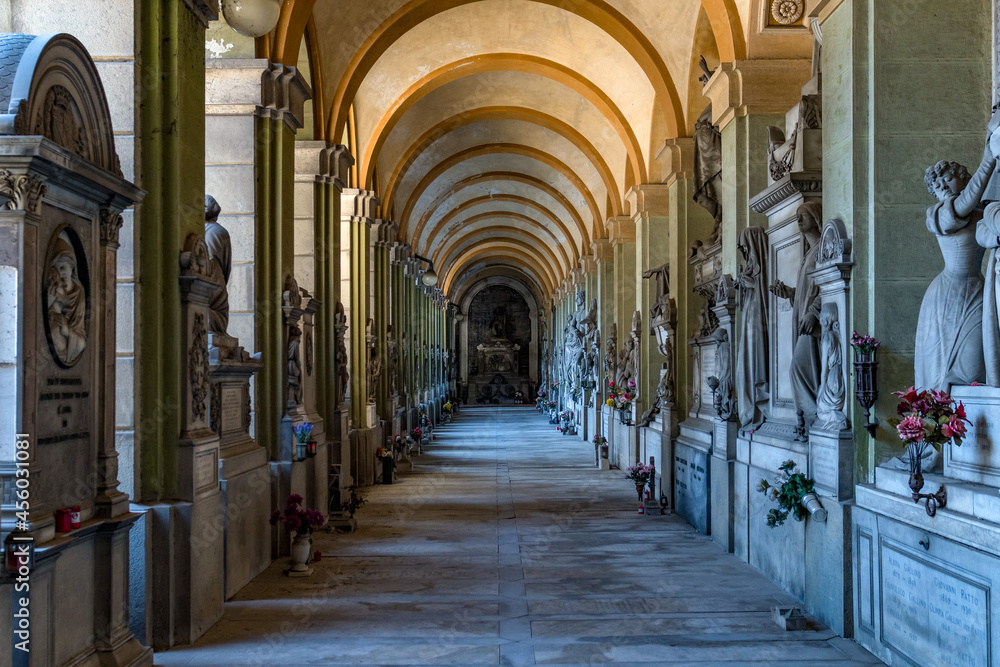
591, 239, 613, 261
748, 172, 822, 215
321, 144, 354, 190
702, 59, 813, 130
579, 255, 597, 275
656, 137, 695, 188
626, 183, 670, 218
342, 188, 379, 221
258, 62, 312, 132
605, 216, 636, 244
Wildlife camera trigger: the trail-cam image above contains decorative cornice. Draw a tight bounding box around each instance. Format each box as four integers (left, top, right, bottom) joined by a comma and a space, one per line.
702, 59, 812, 130
258, 63, 312, 132
591, 238, 613, 261
579, 255, 597, 275
626, 184, 670, 219
748, 172, 821, 215
605, 216, 635, 245
656, 137, 695, 188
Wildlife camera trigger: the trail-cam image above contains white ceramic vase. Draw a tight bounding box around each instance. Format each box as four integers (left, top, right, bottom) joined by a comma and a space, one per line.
289, 531, 312, 572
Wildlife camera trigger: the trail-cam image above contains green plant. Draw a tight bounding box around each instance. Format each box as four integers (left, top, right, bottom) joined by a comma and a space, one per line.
757, 460, 815, 527
343, 485, 366, 516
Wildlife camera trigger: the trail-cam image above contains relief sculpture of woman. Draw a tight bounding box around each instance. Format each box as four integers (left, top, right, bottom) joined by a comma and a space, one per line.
978, 120, 1000, 386
46, 232, 88, 366
735, 226, 769, 430
915, 122, 997, 389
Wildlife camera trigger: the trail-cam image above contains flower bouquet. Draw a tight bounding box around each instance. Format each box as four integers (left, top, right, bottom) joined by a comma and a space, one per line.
888, 386, 969, 515
606, 380, 635, 424
625, 463, 654, 505
850, 331, 880, 357
757, 460, 825, 527
293, 422, 314, 460
343, 484, 366, 517
270, 494, 326, 535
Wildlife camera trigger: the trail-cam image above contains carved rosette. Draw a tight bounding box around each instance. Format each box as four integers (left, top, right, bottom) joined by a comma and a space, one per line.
190, 312, 210, 423
0, 169, 46, 215
770, 0, 804, 25
99, 209, 124, 248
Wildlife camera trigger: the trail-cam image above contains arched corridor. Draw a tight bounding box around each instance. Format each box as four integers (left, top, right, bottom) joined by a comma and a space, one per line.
155, 409, 878, 666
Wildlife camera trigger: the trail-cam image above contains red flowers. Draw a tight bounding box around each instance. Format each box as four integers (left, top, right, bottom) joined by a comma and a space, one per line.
270, 494, 326, 534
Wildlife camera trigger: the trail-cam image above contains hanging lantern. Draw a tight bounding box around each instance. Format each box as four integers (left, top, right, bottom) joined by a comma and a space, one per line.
306, 439, 317, 458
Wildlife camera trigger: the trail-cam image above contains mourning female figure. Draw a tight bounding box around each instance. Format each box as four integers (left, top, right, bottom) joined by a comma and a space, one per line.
771, 202, 823, 441
915, 130, 996, 389
735, 226, 769, 430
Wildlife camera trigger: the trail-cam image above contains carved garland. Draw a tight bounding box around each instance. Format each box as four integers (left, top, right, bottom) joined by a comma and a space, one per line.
190, 312, 210, 423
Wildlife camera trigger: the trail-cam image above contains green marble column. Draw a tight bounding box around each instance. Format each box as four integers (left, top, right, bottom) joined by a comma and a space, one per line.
630, 185, 671, 413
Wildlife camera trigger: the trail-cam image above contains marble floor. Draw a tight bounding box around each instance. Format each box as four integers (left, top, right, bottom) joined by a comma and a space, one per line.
154, 407, 882, 666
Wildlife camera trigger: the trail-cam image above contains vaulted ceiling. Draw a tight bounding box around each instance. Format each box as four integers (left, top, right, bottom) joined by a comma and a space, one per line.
263, 0, 763, 304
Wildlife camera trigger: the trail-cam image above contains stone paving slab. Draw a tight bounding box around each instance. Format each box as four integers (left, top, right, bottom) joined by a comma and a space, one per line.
155, 407, 881, 667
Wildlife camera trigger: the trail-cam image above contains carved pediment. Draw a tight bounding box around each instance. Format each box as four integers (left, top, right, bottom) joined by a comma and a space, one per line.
816, 218, 853, 268
0, 33, 123, 178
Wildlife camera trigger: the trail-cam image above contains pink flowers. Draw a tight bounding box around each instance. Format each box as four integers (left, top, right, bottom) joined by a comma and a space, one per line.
270, 494, 326, 534
896, 415, 925, 442
850, 331, 880, 354
889, 386, 970, 449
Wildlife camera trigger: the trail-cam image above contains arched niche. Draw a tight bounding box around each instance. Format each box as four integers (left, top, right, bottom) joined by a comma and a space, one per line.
458, 276, 538, 401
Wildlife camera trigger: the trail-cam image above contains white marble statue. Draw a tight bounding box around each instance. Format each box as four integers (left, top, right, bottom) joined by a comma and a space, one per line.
978, 120, 1000, 386
815, 302, 847, 430
916, 131, 996, 389
770, 202, 823, 441
736, 226, 769, 430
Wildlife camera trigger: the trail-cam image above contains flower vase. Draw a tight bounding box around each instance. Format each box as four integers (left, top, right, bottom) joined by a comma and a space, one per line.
799, 493, 828, 522
635, 483, 644, 503
288, 531, 312, 573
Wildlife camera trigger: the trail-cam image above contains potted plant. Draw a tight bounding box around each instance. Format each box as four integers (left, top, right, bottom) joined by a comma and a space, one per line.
888, 386, 969, 516
757, 460, 827, 527
293, 422, 313, 461
270, 494, 326, 574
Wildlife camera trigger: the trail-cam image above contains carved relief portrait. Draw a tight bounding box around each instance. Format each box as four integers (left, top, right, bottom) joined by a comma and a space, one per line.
43, 226, 89, 367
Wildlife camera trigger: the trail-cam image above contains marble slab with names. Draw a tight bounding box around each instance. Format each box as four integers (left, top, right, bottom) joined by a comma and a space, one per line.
221, 385, 244, 434
880, 543, 988, 667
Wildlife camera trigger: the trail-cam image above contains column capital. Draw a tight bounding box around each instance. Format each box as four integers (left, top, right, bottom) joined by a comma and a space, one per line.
570, 267, 585, 287
591, 238, 613, 261
391, 242, 412, 264
371, 219, 398, 246
655, 137, 695, 188
626, 184, 670, 219
341, 188, 379, 222
579, 254, 597, 275
257, 62, 313, 132
702, 59, 812, 130
605, 216, 636, 245
321, 144, 354, 191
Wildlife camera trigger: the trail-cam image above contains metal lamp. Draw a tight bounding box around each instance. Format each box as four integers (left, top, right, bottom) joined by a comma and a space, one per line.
221, 0, 282, 38
412, 254, 438, 287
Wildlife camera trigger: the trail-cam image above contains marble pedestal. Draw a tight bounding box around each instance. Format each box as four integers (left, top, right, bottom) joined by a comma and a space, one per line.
852, 385, 1000, 662
710, 420, 739, 552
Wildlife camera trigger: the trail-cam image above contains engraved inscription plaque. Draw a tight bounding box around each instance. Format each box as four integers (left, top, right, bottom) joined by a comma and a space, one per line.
194, 449, 219, 493
220, 386, 243, 435
880, 542, 989, 667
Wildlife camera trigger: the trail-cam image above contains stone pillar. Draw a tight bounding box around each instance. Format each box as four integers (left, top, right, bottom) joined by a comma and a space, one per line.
342, 188, 380, 486
607, 216, 636, 343
709, 274, 738, 551
629, 184, 671, 418
592, 239, 615, 445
